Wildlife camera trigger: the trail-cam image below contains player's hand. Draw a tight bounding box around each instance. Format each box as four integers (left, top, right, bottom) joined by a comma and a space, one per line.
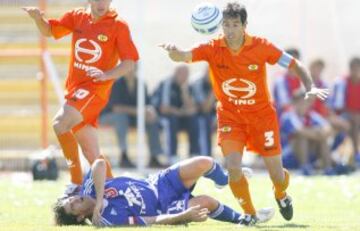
305, 87, 330, 101
92, 201, 104, 227
22, 7, 44, 20
87, 67, 108, 82
183, 205, 209, 222
158, 43, 180, 52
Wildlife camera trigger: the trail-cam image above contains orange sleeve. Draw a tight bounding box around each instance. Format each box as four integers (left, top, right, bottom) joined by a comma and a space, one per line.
48, 10, 75, 39
191, 41, 212, 62
262, 39, 283, 65
115, 22, 139, 61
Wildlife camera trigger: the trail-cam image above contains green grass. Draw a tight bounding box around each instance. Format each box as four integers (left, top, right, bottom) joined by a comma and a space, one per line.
0, 173, 359, 231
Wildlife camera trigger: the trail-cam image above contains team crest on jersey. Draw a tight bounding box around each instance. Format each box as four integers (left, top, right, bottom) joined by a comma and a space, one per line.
248, 64, 258, 71
105, 187, 119, 198
220, 126, 232, 133
97, 34, 108, 42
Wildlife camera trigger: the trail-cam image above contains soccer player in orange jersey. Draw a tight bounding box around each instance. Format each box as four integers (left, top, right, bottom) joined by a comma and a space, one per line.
160, 2, 329, 225
23, 0, 139, 196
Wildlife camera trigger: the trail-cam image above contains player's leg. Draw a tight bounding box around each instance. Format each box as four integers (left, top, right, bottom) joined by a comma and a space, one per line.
221, 140, 257, 225
74, 124, 113, 179
177, 156, 228, 189
53, 104, 84, 186
251, 106, 293, 221
292, 134, 313, 175
216, 108, 258, 224
349, 113, 360, 165
189, 195, 275, 224
188, 195, 241, 224
263, 155, 292, 220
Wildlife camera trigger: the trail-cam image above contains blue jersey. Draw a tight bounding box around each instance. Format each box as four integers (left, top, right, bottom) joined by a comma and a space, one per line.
80, 166, 191, 227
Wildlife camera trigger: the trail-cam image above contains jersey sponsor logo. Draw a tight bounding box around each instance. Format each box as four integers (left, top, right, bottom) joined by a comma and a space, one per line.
222, 78, 257, 105
74, 38, 102, 64
248, 64, 258, 71
119, 183, 147, 214
105, 187, 119, 198
97, 34, 108, 42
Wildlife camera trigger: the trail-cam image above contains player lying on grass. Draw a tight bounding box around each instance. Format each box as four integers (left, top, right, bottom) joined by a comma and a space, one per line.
53, 156, 274, 226
160, 1, 329, 225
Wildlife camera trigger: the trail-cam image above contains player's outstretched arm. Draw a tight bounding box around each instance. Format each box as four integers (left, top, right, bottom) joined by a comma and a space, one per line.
159, 44, 192, 62
22, 7, 51, 37
290, 59, 330, 101
142, 205, 208, 225
91, 159, 107, 226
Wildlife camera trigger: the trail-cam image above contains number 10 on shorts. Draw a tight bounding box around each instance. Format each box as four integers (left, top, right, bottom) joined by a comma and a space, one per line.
264, 131, 274, 147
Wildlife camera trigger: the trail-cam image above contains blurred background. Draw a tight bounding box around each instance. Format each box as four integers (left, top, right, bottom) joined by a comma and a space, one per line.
0, 0, 359, 175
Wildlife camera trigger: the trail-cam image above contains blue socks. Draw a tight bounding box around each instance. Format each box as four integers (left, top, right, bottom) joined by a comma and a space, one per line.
204, 161, 228, 187
209, 203, 241, 223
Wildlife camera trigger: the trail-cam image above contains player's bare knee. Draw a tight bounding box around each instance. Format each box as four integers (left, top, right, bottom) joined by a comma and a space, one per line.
190, 156, 213, 173
197, 156, 214, 172
84, 152, 101, 164
52, 119, 66, 134
93, 158, 106, 167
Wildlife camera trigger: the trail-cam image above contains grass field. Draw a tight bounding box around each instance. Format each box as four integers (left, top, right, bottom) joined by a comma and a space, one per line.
1, 172, 359, 231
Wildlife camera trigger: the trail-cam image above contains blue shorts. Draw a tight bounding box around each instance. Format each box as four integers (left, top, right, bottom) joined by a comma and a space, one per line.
148, 166, 191, 214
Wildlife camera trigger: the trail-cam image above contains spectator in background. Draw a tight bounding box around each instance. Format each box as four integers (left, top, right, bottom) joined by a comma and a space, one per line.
332, 57, 360, 167
309, 59, 350, 153
280, 90, 334, 175
153, 65, 200, 163
273, 48, 302, 115
191, 68, 216, 156
100, 66, 165, 168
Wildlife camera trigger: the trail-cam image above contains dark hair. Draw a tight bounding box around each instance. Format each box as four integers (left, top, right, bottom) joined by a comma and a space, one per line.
285, 48, 301, 60
223, 2, 248, 25
53, 199, 85, 226
350, 57, 360, 70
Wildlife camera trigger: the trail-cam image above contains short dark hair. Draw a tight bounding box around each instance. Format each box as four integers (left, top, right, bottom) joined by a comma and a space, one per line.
285, 48, 301, 60
223, 2, 247, 25
350, 57, 360, 70
53, 199, 85, 226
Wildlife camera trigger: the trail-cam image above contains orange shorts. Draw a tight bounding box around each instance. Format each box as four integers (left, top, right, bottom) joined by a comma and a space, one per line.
66, 87, 108, 133
217, 105, 282, 157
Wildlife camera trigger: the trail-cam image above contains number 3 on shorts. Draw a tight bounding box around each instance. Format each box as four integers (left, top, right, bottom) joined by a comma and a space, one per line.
264, 131, 274, 147
73, 89, 90, 100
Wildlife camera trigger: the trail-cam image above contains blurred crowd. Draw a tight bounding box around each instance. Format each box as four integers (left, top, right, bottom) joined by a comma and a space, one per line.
100, 49, 360, 175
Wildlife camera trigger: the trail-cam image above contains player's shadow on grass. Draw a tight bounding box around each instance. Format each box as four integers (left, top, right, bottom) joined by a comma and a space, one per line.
258, 223, 310, 229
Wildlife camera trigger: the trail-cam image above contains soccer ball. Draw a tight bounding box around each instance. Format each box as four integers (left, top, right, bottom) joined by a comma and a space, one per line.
191, 2, 223, 35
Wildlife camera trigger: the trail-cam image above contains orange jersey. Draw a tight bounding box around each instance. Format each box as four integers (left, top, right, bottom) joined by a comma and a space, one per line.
192, 34, 294, 112
48, 8, 139, 100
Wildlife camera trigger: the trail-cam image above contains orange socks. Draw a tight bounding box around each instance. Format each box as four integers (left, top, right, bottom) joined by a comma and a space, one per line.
273, 169, 290, 200
229, 176, 256, 215
98, 155, 114, 179
57, 132, 82, 185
